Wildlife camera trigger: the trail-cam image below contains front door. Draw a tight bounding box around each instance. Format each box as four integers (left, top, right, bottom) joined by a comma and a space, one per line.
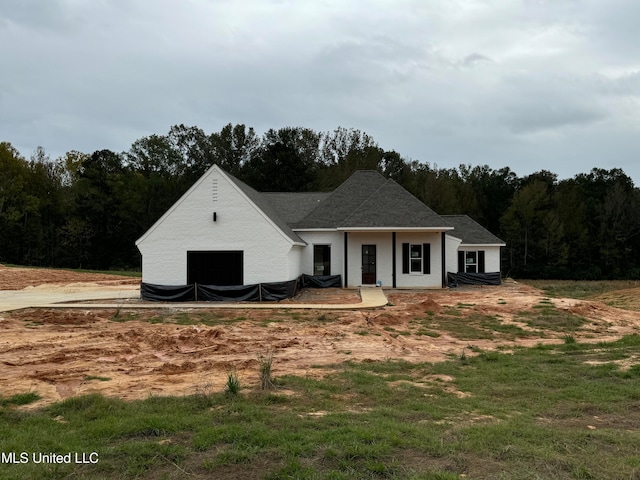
361, 245, 376, 285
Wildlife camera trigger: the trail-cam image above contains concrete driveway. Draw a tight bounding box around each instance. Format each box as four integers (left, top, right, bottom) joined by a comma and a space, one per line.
0, 284, 141, 312
0, 285, 388, 312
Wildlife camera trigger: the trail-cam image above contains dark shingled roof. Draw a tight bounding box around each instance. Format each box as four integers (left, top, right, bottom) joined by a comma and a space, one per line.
262, 192, 331, 224
226, 173, 305, 244
342, 179, 451, 228
225, 170, 500, 244
290, 171, 388, 229
291, 170, 451, 229
442, 215, 505, 245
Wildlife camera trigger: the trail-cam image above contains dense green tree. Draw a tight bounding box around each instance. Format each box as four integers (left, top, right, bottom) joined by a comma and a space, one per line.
570, 168, 639, 278
23, 147, 65, 266
316, 127, 382, 189
0, 142, 32, 263
242, 127, 321, 192
209, 123, 260, 177
408, 163, 468, 215
461, 165, 519, 234
0, 144, 66, 266
554, 179, 589, 272
166, 124, 214, 180
125, 129, 202, 235
380, 150, 410, 185
501, 179, 556, 274
71, 150, 130, 269
2, 125, 639, 278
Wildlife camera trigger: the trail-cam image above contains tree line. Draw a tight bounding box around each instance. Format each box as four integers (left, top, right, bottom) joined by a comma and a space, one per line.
2, 124, 639, 279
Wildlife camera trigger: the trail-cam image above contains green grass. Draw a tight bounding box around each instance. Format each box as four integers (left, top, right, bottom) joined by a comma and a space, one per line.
383, 326, 411, 337
519, 279, 640, 299
2, 336, 640, 479
224, 371, 241, 396
411, 312, 535, 341
517, 300, 588, 332
0, 392, 40, 407
416, 328, 441, 338
108, 310, 342, 328
109, 310, 249, 326
84, 376, 111, 382
456, 303, 476, 309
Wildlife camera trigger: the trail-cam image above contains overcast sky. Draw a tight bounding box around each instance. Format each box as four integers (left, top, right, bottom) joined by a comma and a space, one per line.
2, 0, 639, 184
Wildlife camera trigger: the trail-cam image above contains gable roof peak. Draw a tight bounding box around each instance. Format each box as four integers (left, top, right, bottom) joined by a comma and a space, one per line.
292, 168, 451, 229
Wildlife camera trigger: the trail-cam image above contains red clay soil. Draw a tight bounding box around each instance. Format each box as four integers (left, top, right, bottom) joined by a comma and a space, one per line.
0, 264, 140, 290
0, 267, 639, 408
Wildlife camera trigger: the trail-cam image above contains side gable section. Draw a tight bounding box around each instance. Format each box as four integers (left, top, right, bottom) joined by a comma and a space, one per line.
225, 174, 305, 245
441, 215, 505, 246
136, 165, 303, 248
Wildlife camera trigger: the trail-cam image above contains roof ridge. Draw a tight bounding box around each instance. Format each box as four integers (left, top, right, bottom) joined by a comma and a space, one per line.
297, 170, 388, 227
341, 178, 391, 224
262, 191, 326, 195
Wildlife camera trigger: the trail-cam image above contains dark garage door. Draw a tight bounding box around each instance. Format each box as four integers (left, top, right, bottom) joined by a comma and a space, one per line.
187, 251, 243, 286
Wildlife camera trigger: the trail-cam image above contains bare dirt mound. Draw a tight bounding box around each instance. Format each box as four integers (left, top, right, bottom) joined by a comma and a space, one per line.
1, 275, 639, 408
590, 286, 640, 312
0, 265, 139, 290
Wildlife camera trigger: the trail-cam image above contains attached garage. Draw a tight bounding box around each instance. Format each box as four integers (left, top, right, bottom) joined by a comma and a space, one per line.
136, 165, 305, 288
187, 251, 243, 286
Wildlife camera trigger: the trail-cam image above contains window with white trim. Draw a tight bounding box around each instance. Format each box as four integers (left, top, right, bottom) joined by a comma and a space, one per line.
313, 245, 331, 276
465, 251, 477, 273
458, 250, 485, 273
410, 244, 423, 273
402, 243, 431, 275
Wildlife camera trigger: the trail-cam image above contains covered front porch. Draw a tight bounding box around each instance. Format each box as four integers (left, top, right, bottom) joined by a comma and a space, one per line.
340, 229, 451, 289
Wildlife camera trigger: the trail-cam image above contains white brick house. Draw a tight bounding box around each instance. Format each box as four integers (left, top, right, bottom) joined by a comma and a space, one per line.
136, 165, 505, 289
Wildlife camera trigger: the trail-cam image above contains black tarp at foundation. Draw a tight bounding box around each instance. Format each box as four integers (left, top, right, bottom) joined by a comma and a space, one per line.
260, 279, 299, 301
197, 283, 260, 301
140, 283, 196, 302
300, 274, 342, 288
141, 274, 340, 302
447, 272, 501, 287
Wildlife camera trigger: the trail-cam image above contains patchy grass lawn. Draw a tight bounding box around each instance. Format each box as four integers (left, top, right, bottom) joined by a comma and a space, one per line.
411, 312, 537, 341
516, 300, 588, 332
2, 335, 640, 479
519, 279, 640, 299
520, 279, 640, 311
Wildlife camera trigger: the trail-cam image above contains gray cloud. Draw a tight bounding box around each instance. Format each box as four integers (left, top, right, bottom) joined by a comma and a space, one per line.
1, 0, 639, 184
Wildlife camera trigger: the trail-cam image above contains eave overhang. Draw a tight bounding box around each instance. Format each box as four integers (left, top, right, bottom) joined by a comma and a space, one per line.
459, 243, 506, 248
336, 227, 455, 232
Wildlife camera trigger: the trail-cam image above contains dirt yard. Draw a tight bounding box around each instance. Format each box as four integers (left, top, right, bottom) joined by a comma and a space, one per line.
0, 265, 141, 290
1, 266, 639, 408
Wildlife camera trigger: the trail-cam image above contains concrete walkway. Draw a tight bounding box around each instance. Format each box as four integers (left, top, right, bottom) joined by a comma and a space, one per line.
0, 286, 388, 312
0, 285, 141, 313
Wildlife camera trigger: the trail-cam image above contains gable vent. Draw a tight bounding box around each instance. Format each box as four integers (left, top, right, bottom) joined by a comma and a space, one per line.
212, 178, 218, 203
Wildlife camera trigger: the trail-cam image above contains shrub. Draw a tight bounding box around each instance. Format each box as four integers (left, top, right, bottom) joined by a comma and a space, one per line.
225, 371, 241, 396
258, 351, 275, 390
